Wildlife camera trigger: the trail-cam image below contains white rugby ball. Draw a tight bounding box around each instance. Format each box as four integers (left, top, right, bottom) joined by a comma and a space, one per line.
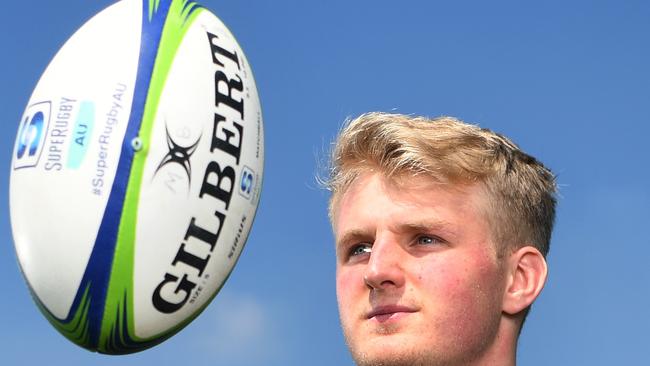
10, 0, 263, 354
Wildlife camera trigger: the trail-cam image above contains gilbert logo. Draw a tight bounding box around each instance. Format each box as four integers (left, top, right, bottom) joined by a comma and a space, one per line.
151, 30, 245, 314
154, 124, 201, 186
14, 101, 51, 170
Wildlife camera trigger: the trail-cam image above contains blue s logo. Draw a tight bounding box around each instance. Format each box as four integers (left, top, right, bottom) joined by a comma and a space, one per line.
239, 166, 255, 200
14, 101, 51, 169
17, 112, 44, 159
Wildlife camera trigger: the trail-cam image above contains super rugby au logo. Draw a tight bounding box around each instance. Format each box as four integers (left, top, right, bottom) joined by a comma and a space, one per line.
14, 101, 51, 170
154, 123, 201, 191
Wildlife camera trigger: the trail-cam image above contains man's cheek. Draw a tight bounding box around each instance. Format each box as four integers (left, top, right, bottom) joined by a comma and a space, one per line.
336, 271, 359, 312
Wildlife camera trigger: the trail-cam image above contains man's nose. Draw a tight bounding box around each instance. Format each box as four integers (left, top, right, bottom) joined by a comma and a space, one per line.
363, 237, 405, 291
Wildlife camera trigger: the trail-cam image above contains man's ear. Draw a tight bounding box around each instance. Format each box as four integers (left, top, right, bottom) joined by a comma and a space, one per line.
502, 246, 548, 315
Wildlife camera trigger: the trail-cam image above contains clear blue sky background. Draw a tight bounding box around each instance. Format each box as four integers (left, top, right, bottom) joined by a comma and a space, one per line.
1, 0, 648, 365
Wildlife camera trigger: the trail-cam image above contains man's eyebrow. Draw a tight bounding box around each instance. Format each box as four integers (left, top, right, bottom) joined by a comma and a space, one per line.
336, 220, 458, 248
397, 220, 458, 238
335, 229, 372, 250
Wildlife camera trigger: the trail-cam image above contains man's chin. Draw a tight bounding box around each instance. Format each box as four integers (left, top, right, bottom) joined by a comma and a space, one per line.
351, 348, 423, 366
347, 332, 424, 366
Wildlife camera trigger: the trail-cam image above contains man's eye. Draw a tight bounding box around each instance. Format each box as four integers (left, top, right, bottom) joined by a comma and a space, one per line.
350, 243, 372, 257
416, 235, 441, 245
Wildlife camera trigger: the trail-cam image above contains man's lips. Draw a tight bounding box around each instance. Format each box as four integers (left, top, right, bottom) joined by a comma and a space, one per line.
366, 305, 417, 322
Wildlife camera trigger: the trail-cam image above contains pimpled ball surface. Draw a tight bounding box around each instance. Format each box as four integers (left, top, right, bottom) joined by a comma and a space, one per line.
10, 0, 263, 354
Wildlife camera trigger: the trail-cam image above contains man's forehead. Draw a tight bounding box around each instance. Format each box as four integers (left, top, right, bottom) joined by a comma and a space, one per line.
332, 172, 489, 234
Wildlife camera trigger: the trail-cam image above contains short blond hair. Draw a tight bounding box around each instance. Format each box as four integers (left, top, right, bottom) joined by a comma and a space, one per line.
327, 112, 557, 256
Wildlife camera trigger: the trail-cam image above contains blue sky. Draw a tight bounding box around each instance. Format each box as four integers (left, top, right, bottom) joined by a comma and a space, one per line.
1, 0, 649, 365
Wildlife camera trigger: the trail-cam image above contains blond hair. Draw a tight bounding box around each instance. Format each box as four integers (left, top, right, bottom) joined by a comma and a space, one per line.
327, 112, 557, 256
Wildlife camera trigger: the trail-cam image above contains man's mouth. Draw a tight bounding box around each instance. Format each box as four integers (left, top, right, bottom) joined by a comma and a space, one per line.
366, 305, 417, 323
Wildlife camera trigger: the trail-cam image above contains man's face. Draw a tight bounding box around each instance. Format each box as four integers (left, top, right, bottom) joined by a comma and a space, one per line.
334, 172, 509, 366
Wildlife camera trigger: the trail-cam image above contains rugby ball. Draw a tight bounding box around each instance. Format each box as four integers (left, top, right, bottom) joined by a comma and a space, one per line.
10, 0, 263, 354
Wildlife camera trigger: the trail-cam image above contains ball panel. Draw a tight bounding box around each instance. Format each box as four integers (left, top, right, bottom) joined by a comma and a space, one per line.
130, 4, 264, 341
10, 0, 141, 320
97, 0, 209, 352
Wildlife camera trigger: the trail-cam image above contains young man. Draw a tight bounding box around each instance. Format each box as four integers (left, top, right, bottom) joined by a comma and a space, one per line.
327, 113, 557, 366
